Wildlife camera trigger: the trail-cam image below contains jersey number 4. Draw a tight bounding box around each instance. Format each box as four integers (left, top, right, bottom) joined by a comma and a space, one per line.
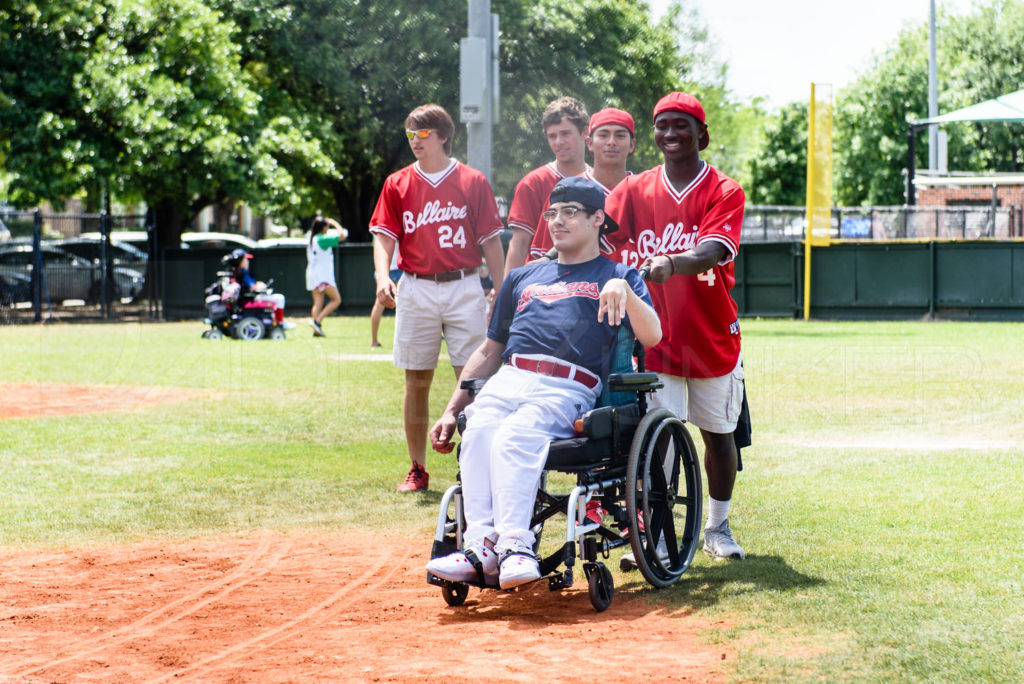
438, 225, 466, 249
697, 269, 716, 286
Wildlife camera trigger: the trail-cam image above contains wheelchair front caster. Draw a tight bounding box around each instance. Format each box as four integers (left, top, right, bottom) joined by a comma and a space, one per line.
586, 562, 614, 612
441, 581, 469, 607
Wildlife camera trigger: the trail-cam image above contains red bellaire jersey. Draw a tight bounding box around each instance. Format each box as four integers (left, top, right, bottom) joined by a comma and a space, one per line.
369, 161, 504, 276
529, 169, 627, 258
506, 163, 564, 238
604, 162, 745, 378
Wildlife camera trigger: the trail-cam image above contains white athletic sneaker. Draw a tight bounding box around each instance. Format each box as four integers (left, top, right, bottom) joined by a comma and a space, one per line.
619, 537, 670, 572
426, 545, 499, 585
703, 519, 746, 560
497, 540, 540, 589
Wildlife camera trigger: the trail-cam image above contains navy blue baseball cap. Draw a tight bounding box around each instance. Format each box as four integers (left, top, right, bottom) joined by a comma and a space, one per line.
548, 176, 619, 234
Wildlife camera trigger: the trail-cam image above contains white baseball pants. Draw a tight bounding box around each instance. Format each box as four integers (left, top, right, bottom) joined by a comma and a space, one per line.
459, 363, 599, 553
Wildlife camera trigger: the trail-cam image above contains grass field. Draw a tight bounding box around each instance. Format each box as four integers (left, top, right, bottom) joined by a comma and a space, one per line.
1, 317, 1022, 682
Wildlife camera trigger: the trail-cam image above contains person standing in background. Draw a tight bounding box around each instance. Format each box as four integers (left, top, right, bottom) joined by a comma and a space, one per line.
306, 215, 348, 337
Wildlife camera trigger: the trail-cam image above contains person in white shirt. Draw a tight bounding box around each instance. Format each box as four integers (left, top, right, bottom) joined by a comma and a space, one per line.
306, 215, 348, 336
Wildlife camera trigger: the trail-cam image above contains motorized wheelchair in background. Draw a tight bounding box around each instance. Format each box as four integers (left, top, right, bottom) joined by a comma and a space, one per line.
201, 266, 286, 341
427, 333, 704, 612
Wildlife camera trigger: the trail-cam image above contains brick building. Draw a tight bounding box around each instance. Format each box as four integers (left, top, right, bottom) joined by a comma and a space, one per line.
914, 172, 1024, 238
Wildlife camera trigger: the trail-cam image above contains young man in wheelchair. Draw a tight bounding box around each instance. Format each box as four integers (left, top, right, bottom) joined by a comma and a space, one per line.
427, 177, 662, 590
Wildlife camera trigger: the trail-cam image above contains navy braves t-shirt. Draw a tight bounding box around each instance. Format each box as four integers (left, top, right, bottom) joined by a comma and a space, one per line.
488, 255, 652, 379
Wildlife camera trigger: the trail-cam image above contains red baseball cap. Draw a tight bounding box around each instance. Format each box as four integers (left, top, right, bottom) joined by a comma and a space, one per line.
652, 92, 705, 124
589, 107, 635, 135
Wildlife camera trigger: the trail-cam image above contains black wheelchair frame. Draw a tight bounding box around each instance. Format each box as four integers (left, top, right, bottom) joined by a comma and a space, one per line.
427, 344, 704, 612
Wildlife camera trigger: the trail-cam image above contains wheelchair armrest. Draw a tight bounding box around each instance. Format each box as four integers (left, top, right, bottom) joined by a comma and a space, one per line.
607, 372, 662, 393
459, 377, 488, 396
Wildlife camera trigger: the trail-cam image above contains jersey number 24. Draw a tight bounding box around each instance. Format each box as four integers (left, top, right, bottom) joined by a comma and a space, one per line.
438, 225, 466, 249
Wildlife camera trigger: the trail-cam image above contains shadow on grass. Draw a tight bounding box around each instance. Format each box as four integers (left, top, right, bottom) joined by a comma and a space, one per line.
619, 553, 824, 611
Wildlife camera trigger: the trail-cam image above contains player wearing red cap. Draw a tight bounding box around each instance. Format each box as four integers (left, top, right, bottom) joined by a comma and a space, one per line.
503, 97, 590, 272
605, 91, 748, 560
529, 107, 636, 261
371, 103, 506, 492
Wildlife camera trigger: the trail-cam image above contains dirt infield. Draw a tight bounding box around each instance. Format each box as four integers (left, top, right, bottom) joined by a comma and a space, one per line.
0, 383, 209, 420
0, 531, 730, 682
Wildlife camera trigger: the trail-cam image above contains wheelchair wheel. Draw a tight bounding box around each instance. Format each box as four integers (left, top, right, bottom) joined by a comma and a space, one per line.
586, 562, 614, 612
268, 327, 286, 340
441, 582, 469, 607
206, 328, 223, 340
626, 408, 703, 589
235, 316, 265, 341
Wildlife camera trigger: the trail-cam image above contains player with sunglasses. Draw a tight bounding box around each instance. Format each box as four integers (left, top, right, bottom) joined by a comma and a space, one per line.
370, 103, 506, 493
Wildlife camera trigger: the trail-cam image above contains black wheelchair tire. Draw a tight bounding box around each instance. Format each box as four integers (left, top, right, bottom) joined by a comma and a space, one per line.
235, 316, 265, 341
441, 582, 469, 607
586, 562, 614, 612
625, 408, 703, 589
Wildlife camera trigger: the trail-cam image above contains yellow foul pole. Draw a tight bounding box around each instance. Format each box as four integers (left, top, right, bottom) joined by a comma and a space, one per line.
803, 83, 833, 320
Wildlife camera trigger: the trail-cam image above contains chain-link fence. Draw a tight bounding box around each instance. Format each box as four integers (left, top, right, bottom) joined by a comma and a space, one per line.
0, 209, 158, 324
741, 204, 1024, 242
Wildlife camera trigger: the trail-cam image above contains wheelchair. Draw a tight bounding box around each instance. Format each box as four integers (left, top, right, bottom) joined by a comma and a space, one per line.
201, 270, 286, 341
427, 341, 704, 612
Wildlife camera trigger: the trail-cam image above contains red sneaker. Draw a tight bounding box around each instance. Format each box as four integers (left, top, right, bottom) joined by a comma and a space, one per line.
585, 500, 607, 525
397, 464, 429, 492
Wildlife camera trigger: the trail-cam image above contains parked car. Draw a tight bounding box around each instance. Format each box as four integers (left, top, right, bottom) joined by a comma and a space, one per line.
180, 231, 258, 251
79, 230, 151, 251
256, 236, 309, 249
0, 243, 144, 304
53, 237, 149, 270
0, 271, 31, 305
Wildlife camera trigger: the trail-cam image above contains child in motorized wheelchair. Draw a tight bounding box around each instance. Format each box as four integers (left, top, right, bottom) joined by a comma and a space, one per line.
201, 248, 287, 340
424, 177, 704, 611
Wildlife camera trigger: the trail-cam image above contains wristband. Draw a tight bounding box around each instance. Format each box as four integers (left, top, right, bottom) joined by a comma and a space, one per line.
664, 254, 675, 275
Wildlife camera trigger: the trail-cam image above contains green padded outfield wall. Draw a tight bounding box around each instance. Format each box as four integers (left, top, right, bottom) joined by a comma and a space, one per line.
162, 240, 1024, 321
162, 243, 376, 320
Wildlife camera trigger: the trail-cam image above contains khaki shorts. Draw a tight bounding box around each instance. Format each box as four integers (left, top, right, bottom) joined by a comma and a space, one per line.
649, 354, 744, 434
393, 274, 487, 370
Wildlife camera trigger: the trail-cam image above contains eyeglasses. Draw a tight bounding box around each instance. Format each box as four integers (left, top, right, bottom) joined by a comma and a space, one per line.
405, 129, 433, 140
541, 205, 588, 221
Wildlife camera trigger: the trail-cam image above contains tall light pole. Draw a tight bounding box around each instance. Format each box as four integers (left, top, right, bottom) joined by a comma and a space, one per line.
461, 0, 499, 184
928, 0, 938, 171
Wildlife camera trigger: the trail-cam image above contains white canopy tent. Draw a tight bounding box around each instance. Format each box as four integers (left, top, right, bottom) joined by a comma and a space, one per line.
907, 89, 1024, 204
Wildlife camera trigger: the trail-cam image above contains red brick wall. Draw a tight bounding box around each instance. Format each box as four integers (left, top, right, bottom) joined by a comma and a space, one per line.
917, 184, 1024, 207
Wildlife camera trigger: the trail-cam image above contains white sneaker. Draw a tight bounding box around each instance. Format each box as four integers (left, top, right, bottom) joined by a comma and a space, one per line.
282, 320, 296, 330
497, 540, 540, 589
619, 537, 669, 571
703, 519, 745, 560
426, 545, 499, 585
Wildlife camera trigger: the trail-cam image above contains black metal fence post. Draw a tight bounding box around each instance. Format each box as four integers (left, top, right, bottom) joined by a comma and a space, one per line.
100, 211, 111, 319
146, 208, 160, 320
31, 210, 42, 322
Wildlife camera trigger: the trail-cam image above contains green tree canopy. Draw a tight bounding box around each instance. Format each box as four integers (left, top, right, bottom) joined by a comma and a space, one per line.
1, 0, 764, 243
747, 102, 807, 206
834, 0, 1024, 206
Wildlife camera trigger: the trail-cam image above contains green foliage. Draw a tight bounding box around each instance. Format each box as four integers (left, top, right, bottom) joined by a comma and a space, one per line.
834, 0, 1024, 206
1, 0, 765, 241
747, 102, 807, 205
